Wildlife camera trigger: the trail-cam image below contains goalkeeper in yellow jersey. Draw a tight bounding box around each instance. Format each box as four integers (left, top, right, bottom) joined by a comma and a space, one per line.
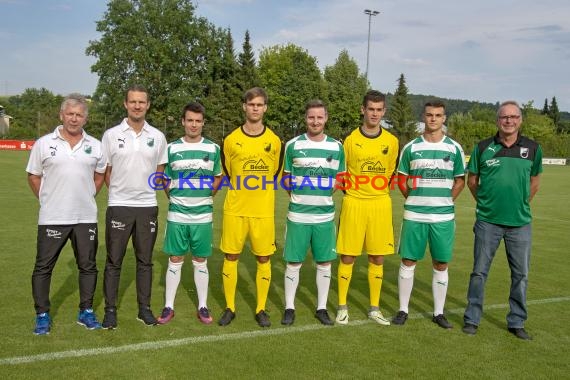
335, 90, 399, 325
218, 87, 283, 327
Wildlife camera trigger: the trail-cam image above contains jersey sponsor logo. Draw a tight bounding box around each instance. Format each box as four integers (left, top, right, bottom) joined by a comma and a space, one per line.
84, 145, 92, 154
485, 158, 500, 167
242, 158, 270, 172
46, 228, 62, 239
423, 168, 446, 179
111, 220, 126, 230
49, 146, 57, 156
360, 160, 386, 174
520, 147, 529, 158
118, 138, 125, 148
147, 137, 155, 147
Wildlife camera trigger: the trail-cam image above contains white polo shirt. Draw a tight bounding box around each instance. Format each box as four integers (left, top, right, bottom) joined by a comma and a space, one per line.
26, 126, 107, 225
102, 118, 167, 207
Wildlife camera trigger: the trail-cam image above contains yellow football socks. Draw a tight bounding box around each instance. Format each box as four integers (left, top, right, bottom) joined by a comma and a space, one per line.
256, 260, 271, 313
222, 258, 238, 312
337, 261, 354, 306
368, 263, 384, 308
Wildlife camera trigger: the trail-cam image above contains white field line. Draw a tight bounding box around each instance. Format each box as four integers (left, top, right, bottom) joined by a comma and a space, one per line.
1, 296, 569, 366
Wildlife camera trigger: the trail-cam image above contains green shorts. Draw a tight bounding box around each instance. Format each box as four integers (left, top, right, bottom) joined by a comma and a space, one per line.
398, 219, 455, 263
283, 219, 336, 263
163, 221, 213, 258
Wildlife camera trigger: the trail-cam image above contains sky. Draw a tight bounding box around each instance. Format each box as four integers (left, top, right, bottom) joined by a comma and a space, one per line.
1, 0, 569, 111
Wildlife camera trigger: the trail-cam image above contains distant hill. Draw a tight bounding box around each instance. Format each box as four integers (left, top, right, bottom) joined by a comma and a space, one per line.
385, 93, 496, 118
387, 93, 570, 121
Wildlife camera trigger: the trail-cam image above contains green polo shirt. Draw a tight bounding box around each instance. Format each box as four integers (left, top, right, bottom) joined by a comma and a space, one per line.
467, 133, 542, 226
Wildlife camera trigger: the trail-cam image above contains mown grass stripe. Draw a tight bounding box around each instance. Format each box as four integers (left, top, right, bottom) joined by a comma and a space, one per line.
2, 296, 568, 366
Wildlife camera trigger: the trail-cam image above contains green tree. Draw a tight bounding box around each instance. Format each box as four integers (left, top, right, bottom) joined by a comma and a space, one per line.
386, 73, 416, 146
85, 0, 222, 136
258, 44, 326, 140
548, 96, 561, 131
447, 106, 496, 154
323, 50, 368, 139
202, 29, 243, 144
237, 30, 259, 92
541, 98, 549, 115
4, 88, 63, 139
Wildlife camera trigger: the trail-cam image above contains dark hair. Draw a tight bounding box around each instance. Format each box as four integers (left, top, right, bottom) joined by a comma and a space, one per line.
243, 87, 268, 104
181, 101, 205, 119
125, 84, 149, 102
424, 100, 446, 112
362, 90, 386, 107
305, 99, 328, 116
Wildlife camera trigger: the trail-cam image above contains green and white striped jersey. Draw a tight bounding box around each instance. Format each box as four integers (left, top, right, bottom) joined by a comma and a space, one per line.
165, 137, 222, 224
284, 133, 345, 224
398, 135, 465, 223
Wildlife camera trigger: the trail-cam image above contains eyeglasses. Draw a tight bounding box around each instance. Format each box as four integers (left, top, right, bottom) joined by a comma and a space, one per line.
498, 115, 521, 121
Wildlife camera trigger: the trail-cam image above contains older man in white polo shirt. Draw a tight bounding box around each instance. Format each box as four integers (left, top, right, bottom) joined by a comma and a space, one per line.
101, 84, 167, 328
26, 93, 107, 335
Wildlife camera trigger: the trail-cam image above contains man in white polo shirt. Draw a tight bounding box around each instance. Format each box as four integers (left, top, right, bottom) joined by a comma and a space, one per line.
101, 84, 167, 328
26, 93, 107, 335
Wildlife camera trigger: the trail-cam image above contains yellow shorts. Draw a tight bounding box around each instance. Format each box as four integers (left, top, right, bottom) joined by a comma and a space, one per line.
220, 214, 276, 256
336, 195, 395, 256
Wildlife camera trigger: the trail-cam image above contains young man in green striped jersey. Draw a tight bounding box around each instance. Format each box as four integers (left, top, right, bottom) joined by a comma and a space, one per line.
157, 102, 222, 325
281, 99, 346, 326
392, 100, 466, 328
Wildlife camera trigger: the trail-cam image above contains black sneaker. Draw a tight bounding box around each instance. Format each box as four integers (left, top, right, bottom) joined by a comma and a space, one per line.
255, 310, 271, 328
281, 309, 295, 326
508, 327, 532, 340
462, 323, 478, 335
315, 309, 334, 326
218, 308, 235, 326
392, 310, 408, 326
432, 314, 453, 329
102, 308, 117, 330
137, 306, 158, 326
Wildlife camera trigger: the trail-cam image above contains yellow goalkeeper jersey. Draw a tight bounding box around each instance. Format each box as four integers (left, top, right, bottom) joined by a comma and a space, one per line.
343, 127, 399, 199
221, 126, 283, 217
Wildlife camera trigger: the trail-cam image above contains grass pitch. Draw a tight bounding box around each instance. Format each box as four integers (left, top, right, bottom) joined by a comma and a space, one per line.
0, 151, 568, 379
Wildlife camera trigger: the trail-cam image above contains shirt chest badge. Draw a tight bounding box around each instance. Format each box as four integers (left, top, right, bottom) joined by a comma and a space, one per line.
520, 147, 529, 158
147, 137, 155, 147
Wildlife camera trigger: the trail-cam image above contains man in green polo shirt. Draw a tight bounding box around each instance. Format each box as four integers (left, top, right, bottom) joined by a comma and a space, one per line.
463, 100, 542, 340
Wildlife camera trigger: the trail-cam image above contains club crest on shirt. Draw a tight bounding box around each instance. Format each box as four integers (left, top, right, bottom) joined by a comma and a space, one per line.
147, 137, 155, 147
264, 143, 272, 152
49, 146, 57, 156
381, 145, 389, 154
520, 147, 529, 159
118, 138, 125, 148
84, 145, 92, 154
